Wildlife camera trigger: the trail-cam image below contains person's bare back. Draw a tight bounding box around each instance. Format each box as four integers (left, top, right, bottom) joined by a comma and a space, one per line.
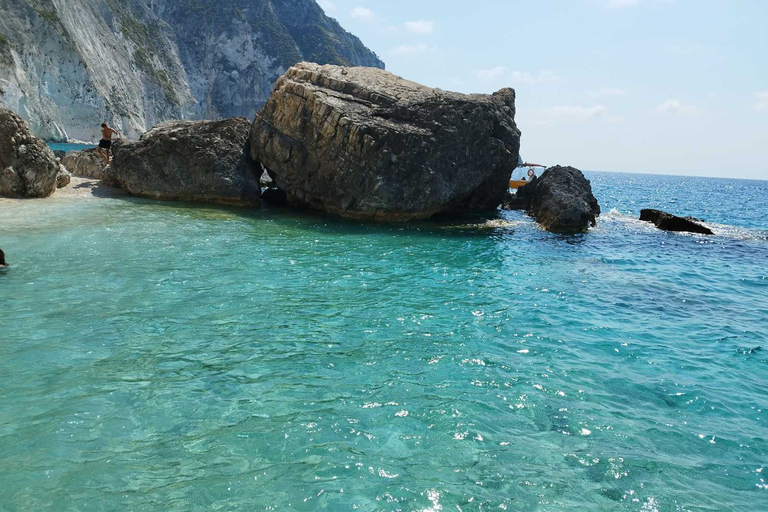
96, 123, 120, 165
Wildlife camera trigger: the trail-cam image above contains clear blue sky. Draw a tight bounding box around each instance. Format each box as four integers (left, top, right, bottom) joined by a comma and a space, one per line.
318, 0, 767, 179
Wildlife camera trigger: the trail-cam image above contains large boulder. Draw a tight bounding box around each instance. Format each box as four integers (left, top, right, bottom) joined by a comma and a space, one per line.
250, 62, 521, 221
109, 118, 261, 206
509, 166, 600, 234
0, 106, 59, 198
61, 149, 107, 179
640, 209, 713, 235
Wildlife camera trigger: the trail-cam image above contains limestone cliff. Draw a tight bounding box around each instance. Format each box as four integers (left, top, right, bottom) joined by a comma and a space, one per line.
0, 0, 383, 141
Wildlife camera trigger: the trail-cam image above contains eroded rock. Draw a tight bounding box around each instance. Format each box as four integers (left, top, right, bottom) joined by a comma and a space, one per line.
61, 149, 107, 179
640, 209, 713, 235
109, 118, 261, 206
56, 164, 71, 188
250, 62, 521, 221
508, 166, 600, 234
0, 106, 60, 198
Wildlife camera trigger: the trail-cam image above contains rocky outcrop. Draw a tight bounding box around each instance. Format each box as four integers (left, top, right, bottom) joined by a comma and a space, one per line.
56, 165, 71, 188
508, 166, 600, 234
109, 118, 261, 206
61, 150, 107, 179
0, 106, 59, 198
0, 0, 383, 142
640, 209, 713, 235
250, 63, 521, 221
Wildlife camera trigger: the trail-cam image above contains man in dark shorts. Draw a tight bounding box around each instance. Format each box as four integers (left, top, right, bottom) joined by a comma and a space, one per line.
96, 123, 121, 165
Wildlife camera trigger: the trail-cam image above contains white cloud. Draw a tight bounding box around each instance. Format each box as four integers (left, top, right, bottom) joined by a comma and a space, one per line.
351, 7, 375, 21
391, 44, 434, 56
475, 67, 561, 85
317, 0, 337, 12
590, 87, 628, 98
656, 99, 700, 115
755, 92, 768, 111
547, 105, 609, 120
518, 104, 621, 126
404, 20, 435, 35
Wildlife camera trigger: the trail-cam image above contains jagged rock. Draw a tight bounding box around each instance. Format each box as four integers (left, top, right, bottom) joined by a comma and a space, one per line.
56, 165, 71, 188
507, 166, 600, 234
53, 150, 66, 160
0, 106, 59, 198
250, 62, 521, 221
640, 209, 713, 235
110, 118, 261, 206
61, 149, 106, 179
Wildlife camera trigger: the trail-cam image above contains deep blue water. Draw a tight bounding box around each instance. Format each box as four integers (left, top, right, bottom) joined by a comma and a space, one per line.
0, 172, 766, 511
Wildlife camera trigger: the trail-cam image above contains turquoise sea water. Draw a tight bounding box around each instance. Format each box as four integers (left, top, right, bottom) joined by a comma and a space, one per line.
49, 142, 96, 152
1, 172, 766, 511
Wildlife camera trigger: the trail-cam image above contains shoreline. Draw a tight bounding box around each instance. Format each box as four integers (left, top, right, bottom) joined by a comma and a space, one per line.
0, 177, 126, 205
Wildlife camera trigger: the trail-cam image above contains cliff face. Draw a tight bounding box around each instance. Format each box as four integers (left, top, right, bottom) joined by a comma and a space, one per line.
0, 0, 383, 141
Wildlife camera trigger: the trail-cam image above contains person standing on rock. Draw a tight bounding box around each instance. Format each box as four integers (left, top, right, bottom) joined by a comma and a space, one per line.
96, 123, 121, 165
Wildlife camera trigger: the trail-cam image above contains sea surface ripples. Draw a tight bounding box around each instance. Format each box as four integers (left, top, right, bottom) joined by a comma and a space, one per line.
1, 172, 766, 511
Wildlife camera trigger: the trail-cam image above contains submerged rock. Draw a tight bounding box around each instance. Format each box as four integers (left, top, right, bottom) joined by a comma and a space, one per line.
0, 106, 59, 198
250, 62, 521, 221
110, 118, 261, 206
507, 166, 600, 234
640, 209, 713, 235
61, 149, 107, 179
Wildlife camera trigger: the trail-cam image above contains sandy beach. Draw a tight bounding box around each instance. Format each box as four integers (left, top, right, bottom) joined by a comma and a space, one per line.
0, 177, 126, 205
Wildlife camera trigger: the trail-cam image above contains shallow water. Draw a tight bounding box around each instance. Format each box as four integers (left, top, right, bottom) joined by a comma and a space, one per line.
1, 172, 766, 511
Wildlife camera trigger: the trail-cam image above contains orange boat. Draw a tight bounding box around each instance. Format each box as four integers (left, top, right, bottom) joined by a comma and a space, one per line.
510, 163, 545, 189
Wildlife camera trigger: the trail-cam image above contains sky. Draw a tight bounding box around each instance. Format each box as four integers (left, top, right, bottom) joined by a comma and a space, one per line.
316, 0, 768, 179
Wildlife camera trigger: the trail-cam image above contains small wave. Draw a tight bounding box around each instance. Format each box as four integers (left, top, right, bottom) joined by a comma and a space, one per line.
444, 219, 526, 230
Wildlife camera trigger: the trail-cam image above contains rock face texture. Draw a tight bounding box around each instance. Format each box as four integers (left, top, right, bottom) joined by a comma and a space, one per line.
109, 118, 261, 206
510, 166, 600, 234
56, 165, 71, 188
61, 150, 107, 179
0, 0, 383, 141
640, 209, 713, 235
0, 106, 59, 198
250, 63, 521, 221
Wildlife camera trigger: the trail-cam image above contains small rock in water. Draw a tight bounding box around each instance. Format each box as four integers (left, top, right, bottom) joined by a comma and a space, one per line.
505, 166, 600, 234
640, 209, 713, 235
